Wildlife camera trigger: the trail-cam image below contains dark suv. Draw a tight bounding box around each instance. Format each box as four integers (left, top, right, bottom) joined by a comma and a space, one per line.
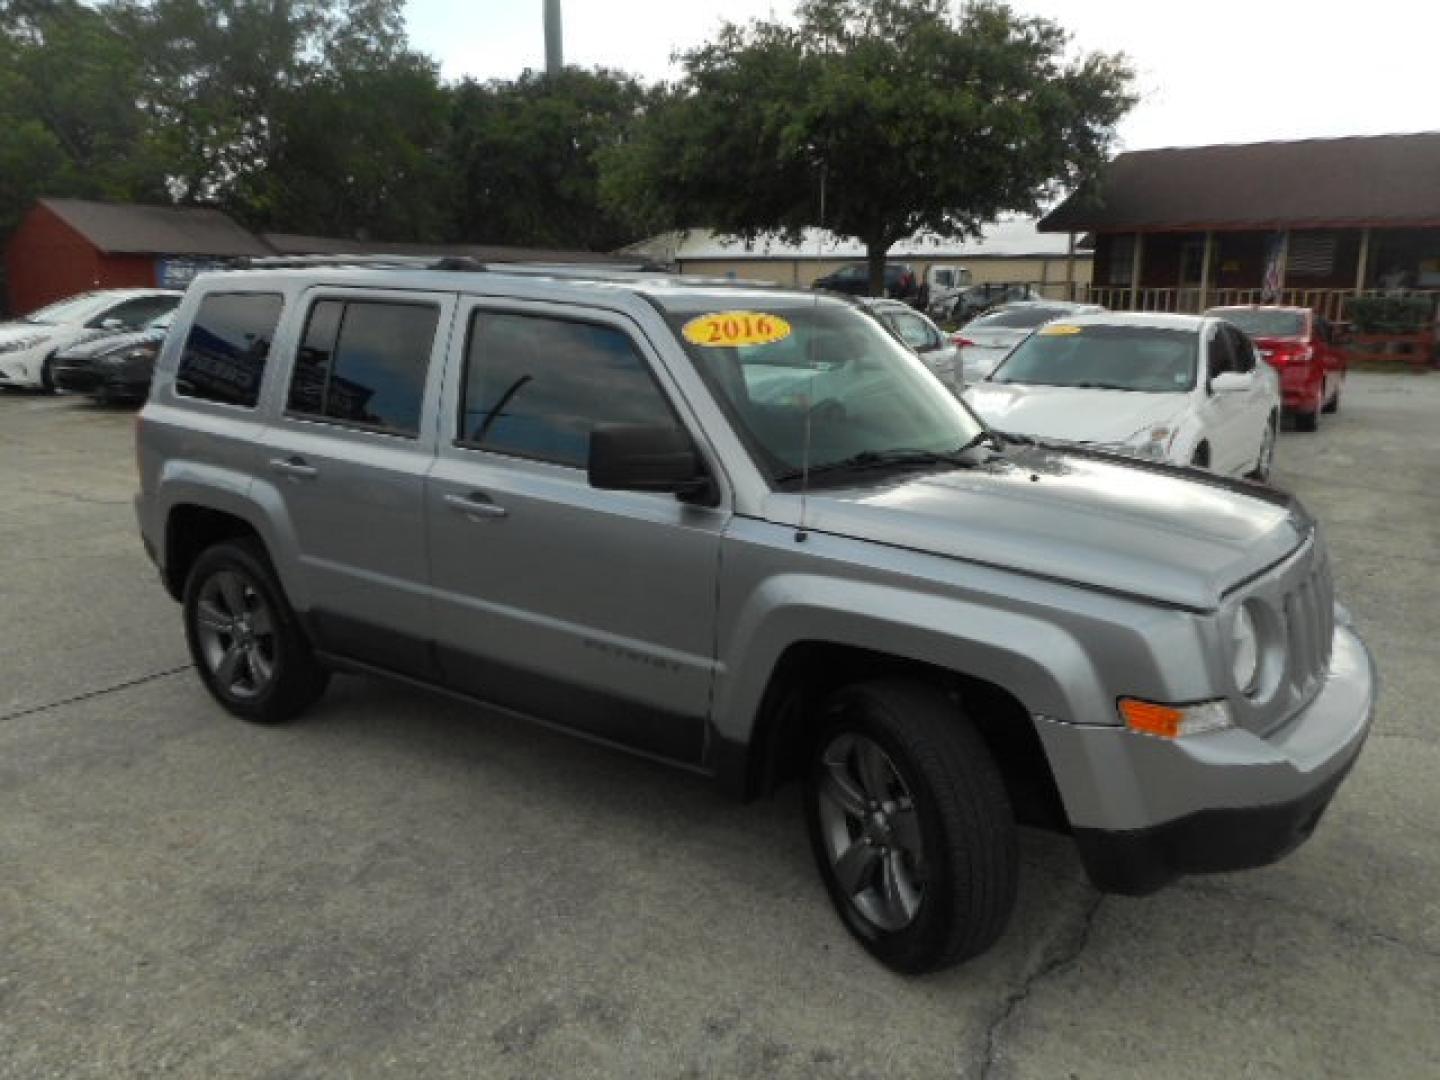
814, 262, 919, 303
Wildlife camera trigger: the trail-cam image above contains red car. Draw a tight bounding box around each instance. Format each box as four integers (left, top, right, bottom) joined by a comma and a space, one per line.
1205, 305, 1346, 431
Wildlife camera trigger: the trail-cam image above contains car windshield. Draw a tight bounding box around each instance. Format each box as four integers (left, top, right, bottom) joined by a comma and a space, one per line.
22, 292, 107, 325
663, 296, 986, 485
992, 323, 1197, 393
971, 305, 1074, 330
1212, 309, 1307, 338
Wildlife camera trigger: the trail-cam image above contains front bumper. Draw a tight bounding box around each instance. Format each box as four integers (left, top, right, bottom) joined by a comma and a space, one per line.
1037, 622, 1376, 895
52, 359, 149, 399
0, 350, 44, 388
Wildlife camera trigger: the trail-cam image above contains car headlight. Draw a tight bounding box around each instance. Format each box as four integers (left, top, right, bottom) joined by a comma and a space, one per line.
1123, 424, 1178, 460
103, 344, 159, 366
1230, 603, 1261, 693
0, 334, 48, 355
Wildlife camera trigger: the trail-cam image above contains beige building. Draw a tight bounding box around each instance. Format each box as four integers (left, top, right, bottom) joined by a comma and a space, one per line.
624, 217, 1092, 295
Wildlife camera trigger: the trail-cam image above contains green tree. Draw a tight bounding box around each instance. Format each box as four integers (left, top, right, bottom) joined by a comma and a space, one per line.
449, 68, 651, 251
603, 0, 1136, 294
0, 0, 168, 236
242, 55, 453, 240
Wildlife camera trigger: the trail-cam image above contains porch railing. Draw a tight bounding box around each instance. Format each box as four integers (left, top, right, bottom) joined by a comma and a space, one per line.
1077, 285, 1440, 323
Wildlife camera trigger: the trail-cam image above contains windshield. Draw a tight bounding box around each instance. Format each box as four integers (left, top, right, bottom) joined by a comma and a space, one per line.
664, 296, 986, 484
23, 292, 107, 325
971, 305, 1074, 330
992, 323, 1197, 392
1212, 309, 1307, 338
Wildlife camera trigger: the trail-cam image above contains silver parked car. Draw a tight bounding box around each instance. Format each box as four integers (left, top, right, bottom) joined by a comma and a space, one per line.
955, 300, 1105, 383
135, 264, 1375, 974
860, 297, 962, 392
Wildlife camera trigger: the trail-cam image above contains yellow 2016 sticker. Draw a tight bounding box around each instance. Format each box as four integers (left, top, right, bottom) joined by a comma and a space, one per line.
1038, 323, 1083, 336
682, 311, 792, 348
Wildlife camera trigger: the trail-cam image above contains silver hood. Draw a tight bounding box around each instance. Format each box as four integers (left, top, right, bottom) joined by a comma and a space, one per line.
763, 446, 1308, 611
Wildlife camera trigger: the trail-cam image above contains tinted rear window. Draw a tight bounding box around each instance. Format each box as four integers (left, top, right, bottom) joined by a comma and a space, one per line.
287, 299, 438, 436
1212, 309, 1307, 338
176, 293, 283, 408
972, 306, 1072, 330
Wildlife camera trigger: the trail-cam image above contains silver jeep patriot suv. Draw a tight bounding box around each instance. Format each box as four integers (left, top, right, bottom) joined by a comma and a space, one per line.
135, 263, 1376, 973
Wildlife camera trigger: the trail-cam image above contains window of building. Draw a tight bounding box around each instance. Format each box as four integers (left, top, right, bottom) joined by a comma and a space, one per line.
1287, 233, 1338, 279
458, 312, 681, 468
175, 293, 283, 408
286, 300, 438, 436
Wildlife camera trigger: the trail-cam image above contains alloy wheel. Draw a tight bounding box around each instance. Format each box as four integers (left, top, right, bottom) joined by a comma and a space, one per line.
815, 732, 927, 932
193, 569, 277, 699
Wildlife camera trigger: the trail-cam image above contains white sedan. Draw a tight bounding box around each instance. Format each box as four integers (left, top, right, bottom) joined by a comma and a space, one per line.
963, 312, 1281, 480
0, 289, 181, 391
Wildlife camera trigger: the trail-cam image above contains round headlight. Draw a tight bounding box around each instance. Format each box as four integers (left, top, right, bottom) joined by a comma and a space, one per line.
1231, 604, 1260, 693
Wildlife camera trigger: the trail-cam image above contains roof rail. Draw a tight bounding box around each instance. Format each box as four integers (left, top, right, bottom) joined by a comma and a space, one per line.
242, 254, 484, 270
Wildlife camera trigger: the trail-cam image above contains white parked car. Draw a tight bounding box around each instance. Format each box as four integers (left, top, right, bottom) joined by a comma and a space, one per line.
963, 312, 1281, 480
861, 297, 962, 392
0, 289, 181, 391
954, 300, 1105, 384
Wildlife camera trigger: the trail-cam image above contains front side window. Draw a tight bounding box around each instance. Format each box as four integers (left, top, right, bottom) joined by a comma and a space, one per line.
887, 311, 937, 352
286, 299, 438, 436
993, 324, 1197, 393
459, 312, 680, 468
175, 293, 283, 408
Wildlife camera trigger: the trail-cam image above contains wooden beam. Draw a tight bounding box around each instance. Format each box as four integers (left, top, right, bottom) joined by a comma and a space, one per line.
1130, 232, 1144, 310
1198, 230, 1214, 310
1065, 232, 1076, 301
1355, 227, 1371, 294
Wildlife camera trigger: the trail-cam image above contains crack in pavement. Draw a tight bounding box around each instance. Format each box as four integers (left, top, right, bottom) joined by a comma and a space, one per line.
979, 890, 1104, 1080
0, 665, 192, 724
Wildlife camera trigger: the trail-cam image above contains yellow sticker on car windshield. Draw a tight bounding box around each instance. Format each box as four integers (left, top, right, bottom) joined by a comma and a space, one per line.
682, 311, 792, 348
1039, 324, 1083, 336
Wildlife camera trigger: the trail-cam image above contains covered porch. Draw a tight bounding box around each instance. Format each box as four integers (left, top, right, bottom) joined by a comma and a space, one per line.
1083, 225, 1440, 323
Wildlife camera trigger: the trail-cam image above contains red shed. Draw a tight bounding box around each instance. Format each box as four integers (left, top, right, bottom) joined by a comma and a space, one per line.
4, 198, 271, 316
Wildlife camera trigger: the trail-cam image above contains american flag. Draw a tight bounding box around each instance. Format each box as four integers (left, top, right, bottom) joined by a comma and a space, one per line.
1261, 233, 1285, 302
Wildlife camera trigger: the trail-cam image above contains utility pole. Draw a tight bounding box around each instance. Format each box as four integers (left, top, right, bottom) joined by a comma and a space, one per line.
544, 0, 563, 75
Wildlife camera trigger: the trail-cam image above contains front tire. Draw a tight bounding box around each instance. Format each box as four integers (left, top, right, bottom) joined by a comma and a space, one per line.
804, 680, 1018, 974
1323, 385, 1340, 414
183, 539, 329, 723
39, 353, 57, 394
1248, 413, 1278, 482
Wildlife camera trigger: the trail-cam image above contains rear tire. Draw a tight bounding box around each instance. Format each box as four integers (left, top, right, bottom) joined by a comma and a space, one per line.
183, 539, 329, 724
803, 680, 1018, 974
1294, 409, 1319, 432
1323, 386, 1340, 414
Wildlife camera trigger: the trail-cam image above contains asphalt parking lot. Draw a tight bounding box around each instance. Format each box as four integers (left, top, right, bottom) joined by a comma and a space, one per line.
2, 374, 1438, 1079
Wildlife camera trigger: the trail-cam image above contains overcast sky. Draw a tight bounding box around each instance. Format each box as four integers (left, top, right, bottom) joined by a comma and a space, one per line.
404, 0, 1438, 152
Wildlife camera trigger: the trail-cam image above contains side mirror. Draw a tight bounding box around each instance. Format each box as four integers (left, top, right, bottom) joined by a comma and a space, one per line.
588, 423, 713, 502
1211, 371, 1253, 393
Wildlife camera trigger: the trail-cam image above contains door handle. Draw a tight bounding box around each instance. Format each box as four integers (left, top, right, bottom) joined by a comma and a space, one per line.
443, 492, 508, 519
269, 456, 319, 480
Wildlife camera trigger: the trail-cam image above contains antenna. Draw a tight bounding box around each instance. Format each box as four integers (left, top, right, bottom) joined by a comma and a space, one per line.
796, 158, 827, 544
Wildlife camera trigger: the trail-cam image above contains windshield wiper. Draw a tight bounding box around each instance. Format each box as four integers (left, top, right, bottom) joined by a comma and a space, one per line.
776, 445, 982, 483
